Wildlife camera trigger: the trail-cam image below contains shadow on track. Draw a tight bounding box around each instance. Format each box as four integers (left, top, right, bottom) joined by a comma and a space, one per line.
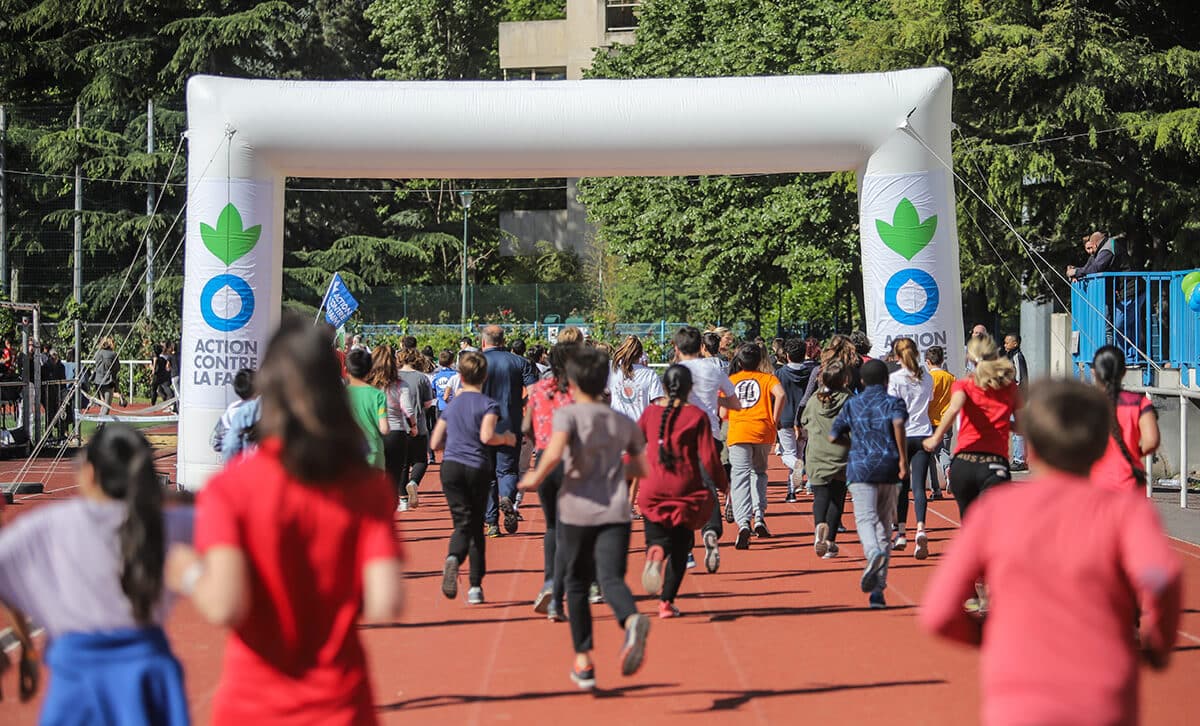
376, 682, 678, 711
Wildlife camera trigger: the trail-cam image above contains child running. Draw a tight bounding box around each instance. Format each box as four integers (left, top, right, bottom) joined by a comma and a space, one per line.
726, 343, 785, 548
0, 424, 192, 724
346, 348, 389, 470
830, 359, 908, 608
636, 364, 728, 618
430, 351, 517, 605
170, 319, 404, 726
922, 335, 1018, 517
524, 343, 578, 620
519, 346, 650, 690
920, 379, 1181, 725
924, 346, 954, 499
887, 337, 934, 558
1090, 345, 1159, 492
801, 360, 851, 559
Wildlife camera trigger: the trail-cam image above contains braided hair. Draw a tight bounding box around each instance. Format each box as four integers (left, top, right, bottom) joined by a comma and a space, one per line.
657, 364, 693, 472
1092, 344, 1147, 485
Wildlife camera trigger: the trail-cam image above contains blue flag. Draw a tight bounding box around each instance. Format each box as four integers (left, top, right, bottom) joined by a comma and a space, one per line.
323, 273, 359, 329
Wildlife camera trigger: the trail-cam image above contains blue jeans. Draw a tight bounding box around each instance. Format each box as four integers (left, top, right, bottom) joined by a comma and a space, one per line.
486, 436, 522, 525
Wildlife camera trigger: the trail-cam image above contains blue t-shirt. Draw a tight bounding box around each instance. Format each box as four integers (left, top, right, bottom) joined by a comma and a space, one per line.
482, 348, 538, 431
431, 367, 456, 412
829, 385, 908, 484
441, 391, 501, 471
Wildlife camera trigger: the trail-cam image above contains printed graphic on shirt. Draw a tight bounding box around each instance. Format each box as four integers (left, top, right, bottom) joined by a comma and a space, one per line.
734, 379, 762, 408
616, 379, 639, 406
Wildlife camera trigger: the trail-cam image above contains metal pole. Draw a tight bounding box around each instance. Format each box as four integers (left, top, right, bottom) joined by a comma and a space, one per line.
73, 104, 83, 443
1181, 395, 1189, 509
145, 99, 155, 319
460, 207, 469, 327
19, 321, 28, 435
0, 105, 7, 297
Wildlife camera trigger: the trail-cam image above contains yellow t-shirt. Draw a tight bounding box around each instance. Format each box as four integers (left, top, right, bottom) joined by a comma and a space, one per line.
727, 371, 780, 445
928, 367, 956, 427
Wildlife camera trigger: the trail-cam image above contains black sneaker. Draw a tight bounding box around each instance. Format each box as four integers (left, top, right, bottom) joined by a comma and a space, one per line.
735, 527, 751, 550
784, 491, 798, 503
547, 602, 566, 622
754, 521, 771, 538
441, 556, 459, 599
571, 663, 596, 690
485, 523, 501, 538
869, 590, 887, 609
723, 498, 734, 523
499, 496, 519, 534
619, 614, 650, 676
860, 550, 888, 593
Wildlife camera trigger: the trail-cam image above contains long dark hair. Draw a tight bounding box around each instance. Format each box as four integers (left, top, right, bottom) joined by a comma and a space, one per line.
548, 343, 579, 396
816, 360, 849, 406
728, 343, 762, 376
657, 364, 693, 471
256, 316, 367, 482
87, 424, 163, 625
1092, 344, 1146, 483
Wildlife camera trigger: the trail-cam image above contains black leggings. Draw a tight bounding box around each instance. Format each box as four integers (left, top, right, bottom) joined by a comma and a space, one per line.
536, 450, 565, 608
560, 522, 637, 653
897, 437, 932, 528
382, 430, 408, 497
949, 452, 1011, 518
643, 519, 693, 602
811, 480, 847, 542
441, 460, 492, 587
402, 433, 429, 487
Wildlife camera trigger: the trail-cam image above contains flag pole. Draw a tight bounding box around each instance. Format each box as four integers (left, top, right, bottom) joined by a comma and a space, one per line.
314, 274, 336, 325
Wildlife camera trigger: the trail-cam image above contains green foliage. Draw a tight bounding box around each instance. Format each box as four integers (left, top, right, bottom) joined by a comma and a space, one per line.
368, 0, 503, 80
502, 0, 565, 22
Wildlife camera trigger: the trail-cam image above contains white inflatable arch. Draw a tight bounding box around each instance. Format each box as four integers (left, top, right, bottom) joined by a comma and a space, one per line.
181, 68, 963, 488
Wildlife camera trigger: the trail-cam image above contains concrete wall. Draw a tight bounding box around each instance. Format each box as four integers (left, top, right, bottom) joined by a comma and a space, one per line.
498, 20, 567, 72
1020, 299, 1052, 379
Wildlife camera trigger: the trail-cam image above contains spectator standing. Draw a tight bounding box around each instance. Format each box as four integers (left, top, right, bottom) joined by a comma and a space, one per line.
1066, 231, 1115, 281
1004, 334, 1030, 471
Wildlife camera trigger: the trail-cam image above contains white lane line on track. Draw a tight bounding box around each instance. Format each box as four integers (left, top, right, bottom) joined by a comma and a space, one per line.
467, 528, 531, 726
693, 557, 771, 725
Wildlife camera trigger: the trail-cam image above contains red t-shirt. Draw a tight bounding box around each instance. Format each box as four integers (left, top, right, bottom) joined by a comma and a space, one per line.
636, 403, 727, 528
1091, 391, 1154, 492
526, 378, 573, 451
920, 473, 1181, 726
196, 440, 402, 726
952, 377, 1019, 457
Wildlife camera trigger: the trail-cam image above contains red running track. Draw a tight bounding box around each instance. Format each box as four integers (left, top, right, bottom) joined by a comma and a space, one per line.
3, 454, 1199, 724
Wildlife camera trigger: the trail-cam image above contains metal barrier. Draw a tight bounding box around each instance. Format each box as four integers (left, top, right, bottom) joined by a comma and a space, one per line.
1071, 271, 1200, 384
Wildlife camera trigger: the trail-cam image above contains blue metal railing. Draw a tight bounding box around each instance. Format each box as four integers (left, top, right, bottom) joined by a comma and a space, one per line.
1071, 270, 1200, 384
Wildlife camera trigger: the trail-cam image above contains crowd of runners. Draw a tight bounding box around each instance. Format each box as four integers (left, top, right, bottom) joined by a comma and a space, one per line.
0, 318, 1185, 724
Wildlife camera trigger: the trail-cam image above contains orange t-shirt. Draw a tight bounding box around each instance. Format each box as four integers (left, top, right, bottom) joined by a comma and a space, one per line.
727, 371, 780, 445
928, 367, 955, 427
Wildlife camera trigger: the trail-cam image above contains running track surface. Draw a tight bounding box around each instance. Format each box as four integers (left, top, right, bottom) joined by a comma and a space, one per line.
3, 453, 1200, 724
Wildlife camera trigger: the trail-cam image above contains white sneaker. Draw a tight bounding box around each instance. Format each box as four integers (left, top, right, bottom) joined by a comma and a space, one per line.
397, 498, 409, 512
406, 482, 419, 509
467, 586, 484, 605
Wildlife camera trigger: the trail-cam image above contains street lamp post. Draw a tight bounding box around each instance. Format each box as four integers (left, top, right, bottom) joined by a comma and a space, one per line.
459, 190, 473, 328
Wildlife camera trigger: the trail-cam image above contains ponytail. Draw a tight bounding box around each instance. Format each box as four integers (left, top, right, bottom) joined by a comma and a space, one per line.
1093, 345, 1147, 484
657, 364, 694, 472
967, 335, 1015, 390
893, 338, 923, 381
88, 424, 164, 624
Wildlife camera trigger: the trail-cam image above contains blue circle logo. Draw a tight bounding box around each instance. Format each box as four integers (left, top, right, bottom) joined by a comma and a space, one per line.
200, 274, 255, 332
885, 269, 939, 325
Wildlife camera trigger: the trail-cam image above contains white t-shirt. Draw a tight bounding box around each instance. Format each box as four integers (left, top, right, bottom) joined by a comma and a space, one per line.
679, 358, 736, 437
608, 365, 665, 422
888, 366, 934, 437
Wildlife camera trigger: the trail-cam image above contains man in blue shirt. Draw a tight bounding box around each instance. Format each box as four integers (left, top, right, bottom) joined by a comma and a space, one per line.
481, 325, 538, 536
830, 359, 908, 610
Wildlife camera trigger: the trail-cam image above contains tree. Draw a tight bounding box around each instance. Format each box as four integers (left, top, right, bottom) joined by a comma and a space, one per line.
578, 0, 882, 334
836, 0, 1200, 321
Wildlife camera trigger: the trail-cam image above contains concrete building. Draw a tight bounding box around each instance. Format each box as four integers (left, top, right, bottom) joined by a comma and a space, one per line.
497, 0, 640, 256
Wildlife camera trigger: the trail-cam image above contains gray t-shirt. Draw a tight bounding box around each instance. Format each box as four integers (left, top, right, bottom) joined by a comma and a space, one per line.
679, 358, 736, 437
398, 370, 434, 436
0, 499, 194, 638
553, 403, 646, 526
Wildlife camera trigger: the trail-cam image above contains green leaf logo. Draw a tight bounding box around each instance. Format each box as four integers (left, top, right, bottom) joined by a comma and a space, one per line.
200, 203, 261, 265
876, 198, 937, 261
